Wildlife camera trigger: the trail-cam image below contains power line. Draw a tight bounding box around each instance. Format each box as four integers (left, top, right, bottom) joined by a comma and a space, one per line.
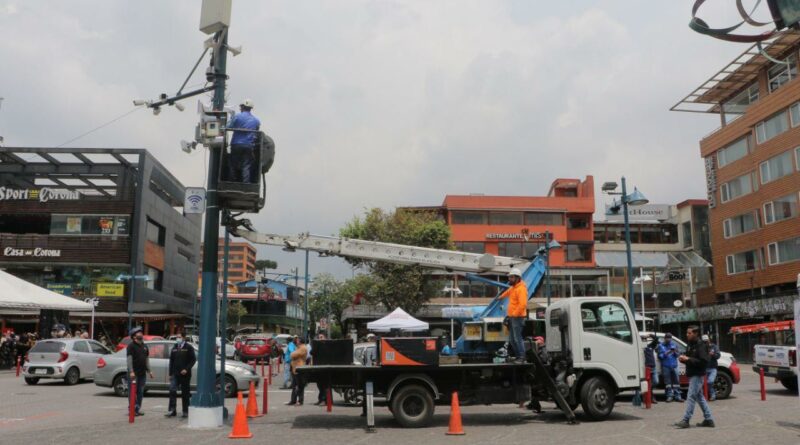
55, 107, 143, 148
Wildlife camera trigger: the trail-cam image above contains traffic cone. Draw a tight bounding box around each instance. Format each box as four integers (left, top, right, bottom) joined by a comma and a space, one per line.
246, 381, 263, 418
445, 391, 465, 435
229, 392, 253, 439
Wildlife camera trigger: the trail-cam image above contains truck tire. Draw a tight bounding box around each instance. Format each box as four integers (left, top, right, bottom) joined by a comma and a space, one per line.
579, 376, 614, 421
714, 371, 733, 399
390, 384, 435, 428
780, 377, 798, 392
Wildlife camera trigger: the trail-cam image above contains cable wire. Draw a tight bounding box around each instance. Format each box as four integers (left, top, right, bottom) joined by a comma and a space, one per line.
55, 107, 143, 148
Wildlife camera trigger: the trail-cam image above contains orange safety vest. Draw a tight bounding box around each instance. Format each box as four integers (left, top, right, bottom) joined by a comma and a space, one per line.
500, 281, 528, 318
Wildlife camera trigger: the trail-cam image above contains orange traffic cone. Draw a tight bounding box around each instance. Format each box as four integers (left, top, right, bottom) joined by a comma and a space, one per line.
246, 381, 263, 418
446, 391, 465, 435
229, 392, 253, 439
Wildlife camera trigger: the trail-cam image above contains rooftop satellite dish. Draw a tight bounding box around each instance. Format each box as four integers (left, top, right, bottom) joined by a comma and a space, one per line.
673, 299, 683, 308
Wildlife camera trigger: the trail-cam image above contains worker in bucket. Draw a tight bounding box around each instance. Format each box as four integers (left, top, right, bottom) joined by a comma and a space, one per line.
499, 268, 528, 363
226, 98, 261, 183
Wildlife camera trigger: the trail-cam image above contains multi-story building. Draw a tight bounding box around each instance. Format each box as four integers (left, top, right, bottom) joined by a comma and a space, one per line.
671, 31, 800, 355
0, 148, 202, 338
200, 239, 257, 284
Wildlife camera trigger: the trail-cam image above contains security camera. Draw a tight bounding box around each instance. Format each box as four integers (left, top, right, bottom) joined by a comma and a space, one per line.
174, 102, 185, 112
180, 140, 197, 153
227, 45, 242, 56
133, 99, 149, 106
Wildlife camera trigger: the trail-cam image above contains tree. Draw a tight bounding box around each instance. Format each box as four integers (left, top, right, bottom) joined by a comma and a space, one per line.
339, 208, 452, 314
254, 259, 278, 271
308, 273, 351, 336
227, 301, 248, 329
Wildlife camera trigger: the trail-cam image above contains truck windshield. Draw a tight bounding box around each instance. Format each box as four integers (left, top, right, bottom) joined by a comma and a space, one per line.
581, 302, 633, 343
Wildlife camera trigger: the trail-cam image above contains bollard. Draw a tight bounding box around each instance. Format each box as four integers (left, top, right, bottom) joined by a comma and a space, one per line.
703, 375, 709, 400
759, 367, 766, 401
16, 356, 21, 377
261, 359, 265, 378
268, 362, 273, 386
327, 387, 333, 412
129, 379, 137, 423
644, 367, 652, 409
262, 377, 268, 415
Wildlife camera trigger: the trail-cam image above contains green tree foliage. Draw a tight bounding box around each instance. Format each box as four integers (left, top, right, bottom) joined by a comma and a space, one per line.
339, 208, 452, 314
308, 273, 352, 334
227, 301, 248, 328
254, 259, 278, 271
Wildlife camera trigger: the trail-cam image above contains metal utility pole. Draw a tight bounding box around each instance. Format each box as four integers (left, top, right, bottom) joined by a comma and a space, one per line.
621, 177, 635, 313
303, 250, 309, 339
218, 224, 230, 408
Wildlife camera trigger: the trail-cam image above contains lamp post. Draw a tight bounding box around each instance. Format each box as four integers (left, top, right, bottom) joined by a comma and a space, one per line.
443, 282, 463, 348
543, 231, 562, 306
633, 268, 652, 332
602, 178, 649, 314
83, 297, 99, 339
116, 273, 151, 333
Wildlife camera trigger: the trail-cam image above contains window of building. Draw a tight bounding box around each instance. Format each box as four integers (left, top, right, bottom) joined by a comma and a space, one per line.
489, 212, 523, 225
593, 226, 607, 243
497, 242, 523, 257
682, 221, 693, 248
723, 211, 758, 238
50, 215, 130, 236
524, 212, 563, 225
756, 110, 790, 144
720, 172, 755, 203
791, 103, 800, 127
726, 249, 760, 275
146, 219, 165, 246
565, 243, 592, 262
722, 83, 759, 123
454, 242, 485, 254
567, 216, 590, 229
451, 211, 487, 225
145, 266, 163, 291
764, 193, 799, 224
760, 150, 794, 184
176, 248, 193, 263
717, 136, 750, 168
768, 55, 797, 92
522, 242, 545, 258
797, 146, 800, 170
768, 236, 800, 265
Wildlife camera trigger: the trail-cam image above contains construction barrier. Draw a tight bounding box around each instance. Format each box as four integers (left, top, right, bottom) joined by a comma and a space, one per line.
128, 379, 137, 424
445, 391, 465, 436
759, 367, 766, 401
229, 392, 253, 439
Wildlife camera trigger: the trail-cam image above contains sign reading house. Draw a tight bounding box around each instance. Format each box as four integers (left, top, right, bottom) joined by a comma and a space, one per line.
0, 187, 81, 203
605, 204, 671, 222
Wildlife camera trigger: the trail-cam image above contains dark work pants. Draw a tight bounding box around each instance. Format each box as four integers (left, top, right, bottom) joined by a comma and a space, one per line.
318, 382, 327, 403
290, 373, 305, 404
168, 374, 191, 414
228, 144, 256, 183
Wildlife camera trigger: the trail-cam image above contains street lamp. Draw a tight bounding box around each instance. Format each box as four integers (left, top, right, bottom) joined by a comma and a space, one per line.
116, 273, 151, 332
633, 269, 653, 332
603, 177, 649, 316
541, 231, 562, 306
442, 283, 463, 348
83, 297, 99, 339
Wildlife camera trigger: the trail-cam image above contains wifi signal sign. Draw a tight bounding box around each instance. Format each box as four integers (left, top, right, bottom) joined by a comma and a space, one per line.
184, 187, 206, 214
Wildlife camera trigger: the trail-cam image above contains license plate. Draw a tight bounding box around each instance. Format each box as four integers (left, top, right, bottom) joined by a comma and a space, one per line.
35, 369, 48, 375
768, 366, 778, 374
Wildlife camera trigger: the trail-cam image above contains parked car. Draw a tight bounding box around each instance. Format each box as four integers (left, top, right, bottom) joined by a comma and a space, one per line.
115, 335, 164, 352
23, 338, 113, 385
641, 332, 741, 399
237, 338, 271, 363
94, 340, 260, 398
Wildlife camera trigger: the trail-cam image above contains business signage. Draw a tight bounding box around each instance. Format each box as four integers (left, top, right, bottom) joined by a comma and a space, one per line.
95, 283, 125, 297
486, 231, 549, 241
605, 204, 671, 222
184, 187, 206, 214
3, 247, 62, 258
0, 187, 81, 202
705, 155, 717, 209
46, 283, 73, 296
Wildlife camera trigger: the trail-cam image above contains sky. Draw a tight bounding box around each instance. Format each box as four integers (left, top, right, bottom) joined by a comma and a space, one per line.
0, 1, 772, 280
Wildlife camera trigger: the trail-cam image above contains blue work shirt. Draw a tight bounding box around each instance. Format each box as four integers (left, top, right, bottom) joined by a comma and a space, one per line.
284, 341, 296, 363
228, 111, 260, 146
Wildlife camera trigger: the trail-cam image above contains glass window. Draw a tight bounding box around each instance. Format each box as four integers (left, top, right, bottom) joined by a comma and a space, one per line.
489, 212, 523, 225
580, 302, 633, 344
31, 341, 65, 353
145, 266, 163, 291
768, 236, 800, 265
723, 84, 759, 123
797, 146, 800, 169
682, 221, 693, 248
498, 242, 523, 257
146, 219, 165, 245
451, 211, 487, 225
524, 212, 563, 225
760, 150, 794, 184
768, 56, 797, 92
147, 343, 168, 359
717, 136, 750, 168
73, 341, 90, 353
764, 193, 799, 224
723, 212, 758, 238
791, 103, 800, 127
567, 216, 590, 229
454, 242, 485, 254
565, 243, 591, 262
756, 110, 790, 144
89, 342, 110, 355
593, 226, 606, 243
0, 214, 50, 235
720, 173, 754, 202
726, 249, 760, 274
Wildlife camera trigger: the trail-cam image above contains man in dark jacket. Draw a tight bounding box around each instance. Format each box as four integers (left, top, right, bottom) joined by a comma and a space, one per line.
127, 327, 153, 416
675, 326, 714, 428
166, 330, 196, 418
704, 334, 721, 401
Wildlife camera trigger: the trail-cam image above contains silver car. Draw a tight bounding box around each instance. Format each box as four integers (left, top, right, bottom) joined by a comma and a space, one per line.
23, 338, 114, 385
93, 340, 260, 398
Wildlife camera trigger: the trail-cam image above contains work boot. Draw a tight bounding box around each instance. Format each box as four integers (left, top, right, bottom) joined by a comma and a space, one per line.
164, 411, 177, 418
666, 397, 673, 403
696, 419, 715, 428
674, 420, 690, 429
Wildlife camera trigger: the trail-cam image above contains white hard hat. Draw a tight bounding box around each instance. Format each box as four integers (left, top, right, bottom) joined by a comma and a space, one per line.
508, 268, 522, 278
240, 98, 254, 108
702, 334, 709, 341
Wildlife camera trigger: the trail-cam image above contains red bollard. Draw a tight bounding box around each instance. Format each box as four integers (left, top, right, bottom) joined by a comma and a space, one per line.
129, 379, 137, 423
261, 359, 265, 378
268, 362, 273, 386
262, 377, 268, 415
703, 375, 709, 400
326, 387, 333, 412
15, 356, 21, 377
759, 367, 766, 401
644, 368, 652, 409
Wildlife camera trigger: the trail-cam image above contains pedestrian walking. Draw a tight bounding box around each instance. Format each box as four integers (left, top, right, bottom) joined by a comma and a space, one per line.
704, 334, 721, 402
226, 98, 261, 183
282, 335, 297, 389
657, 333, 683, 402
166, 330, 196, 418
126, 327, 154, 416
286, 337, 308, 406
674, 326, 714, 428
498, 268, 528, 363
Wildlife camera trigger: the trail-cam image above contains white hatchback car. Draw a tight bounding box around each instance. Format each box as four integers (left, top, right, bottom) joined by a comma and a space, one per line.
23, 338, 113, 385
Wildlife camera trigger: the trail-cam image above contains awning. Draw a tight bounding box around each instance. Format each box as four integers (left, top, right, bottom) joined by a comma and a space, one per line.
367, 308, 429, 332
595, 251, 711, 269
729, 320, 795, 335
0, 270, 93, 311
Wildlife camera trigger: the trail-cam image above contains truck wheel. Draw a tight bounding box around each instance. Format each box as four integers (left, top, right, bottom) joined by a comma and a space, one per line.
579, 377, 614, 421
780, 377, 798, 392
714, 372, 733, 399
390, 384, 435, 428
24, 377, 40, 385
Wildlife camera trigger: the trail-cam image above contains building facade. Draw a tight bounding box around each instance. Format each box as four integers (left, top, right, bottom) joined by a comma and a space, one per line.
201, 239, 257, 284
0, 148, 201, 338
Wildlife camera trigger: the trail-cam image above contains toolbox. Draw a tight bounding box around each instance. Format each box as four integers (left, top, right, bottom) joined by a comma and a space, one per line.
379, 337, 439, 366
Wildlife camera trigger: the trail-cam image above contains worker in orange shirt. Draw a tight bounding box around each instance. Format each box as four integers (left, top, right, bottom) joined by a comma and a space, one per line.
500, 268, 528, 363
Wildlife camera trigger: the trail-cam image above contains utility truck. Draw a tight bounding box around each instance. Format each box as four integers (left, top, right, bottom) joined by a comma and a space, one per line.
234, 228, 645, 427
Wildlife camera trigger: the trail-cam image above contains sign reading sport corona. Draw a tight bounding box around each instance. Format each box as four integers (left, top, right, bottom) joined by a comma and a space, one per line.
0, 187, 81, 202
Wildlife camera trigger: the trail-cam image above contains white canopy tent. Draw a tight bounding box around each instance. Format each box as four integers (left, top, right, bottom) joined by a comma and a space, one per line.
0, 270, 93, 311
367, 308, 429, 332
